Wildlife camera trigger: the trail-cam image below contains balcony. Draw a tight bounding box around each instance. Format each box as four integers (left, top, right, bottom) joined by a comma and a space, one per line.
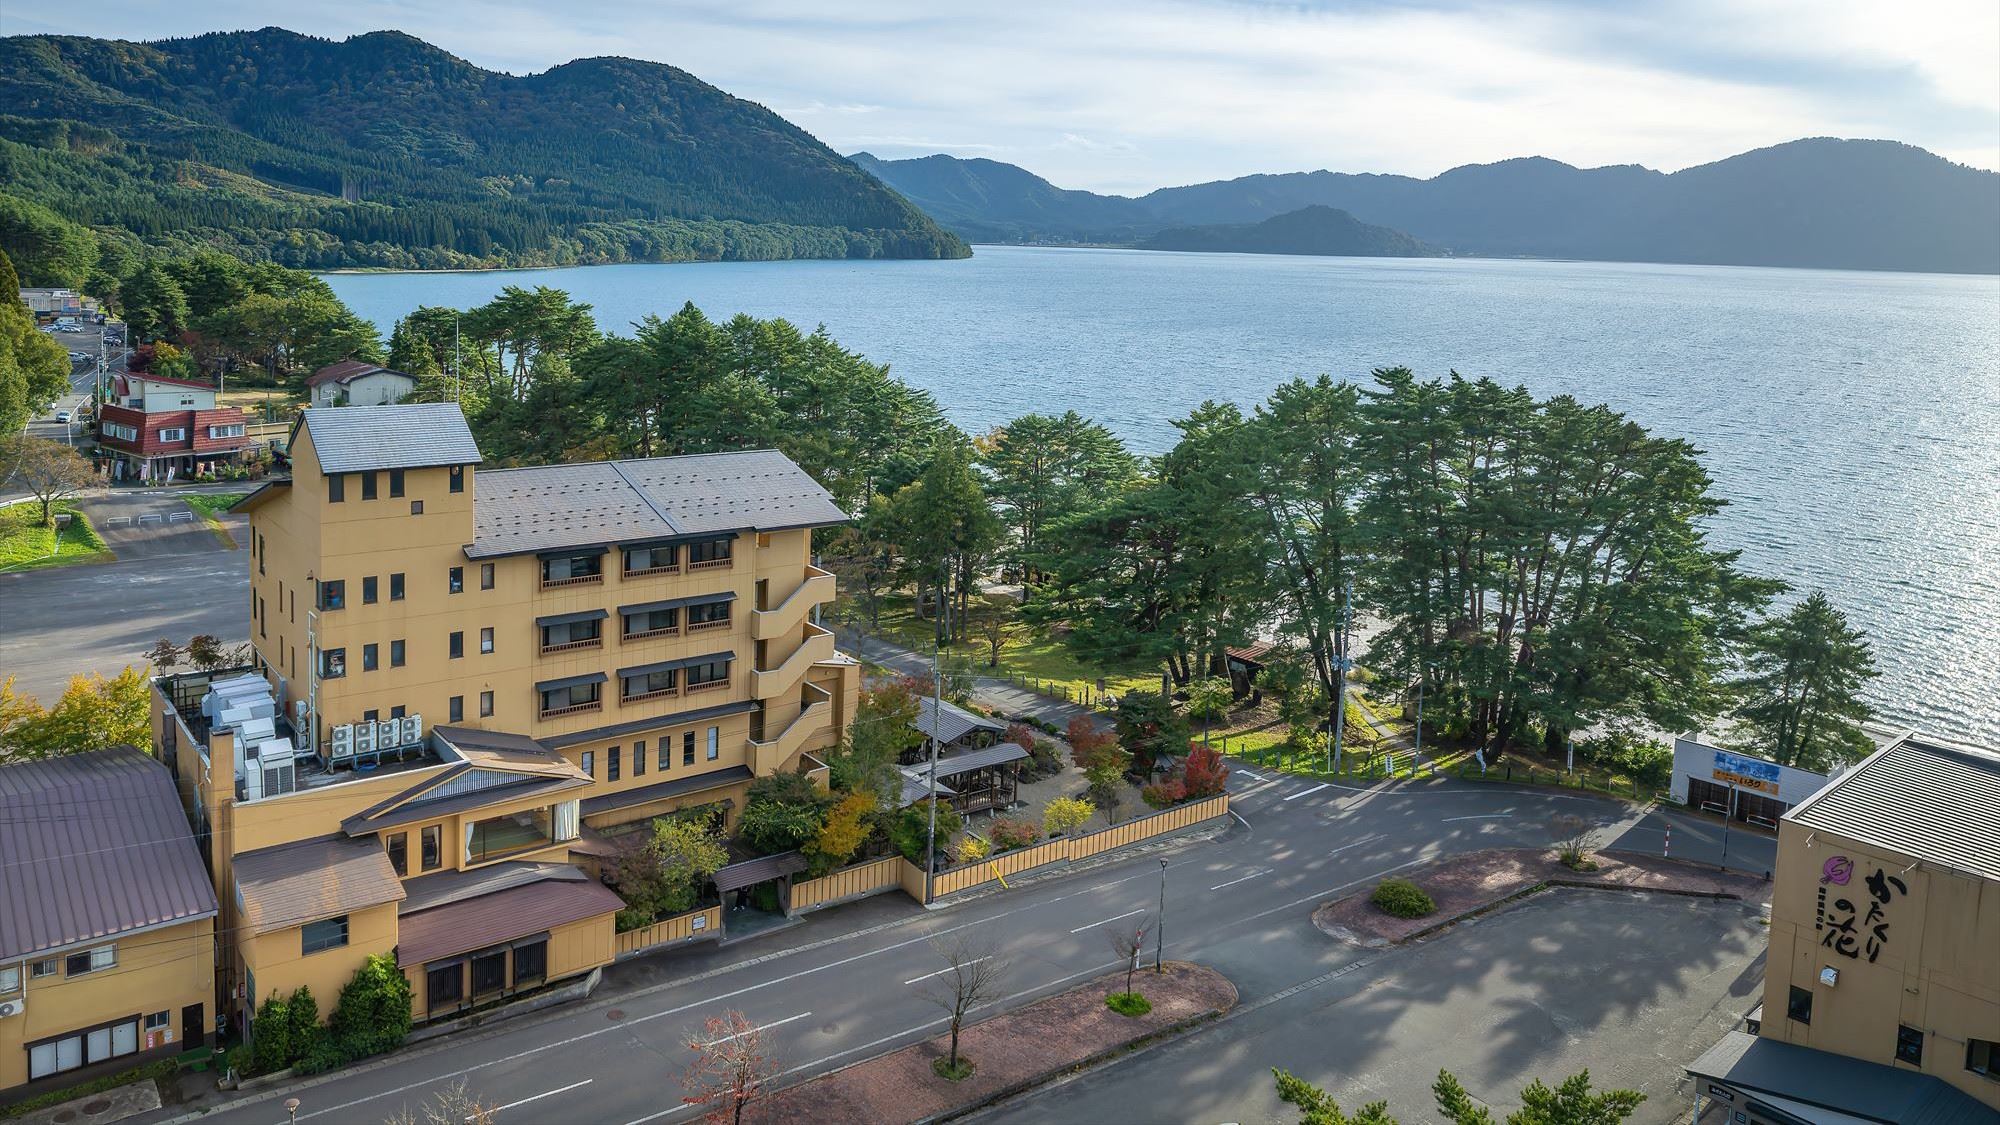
623, 562, 680, 580
623, 625, 681, 643
538, 699, 602, 720
541, 573, 603, 592
750, 684, 833, 774
684, 676, 730, 697
688, 555, 733, 573
686, 616, 731, 635
621, 685, 680, 705
751, 566, 836, 641
751, 622, 835, 699
540, 636, 603, 656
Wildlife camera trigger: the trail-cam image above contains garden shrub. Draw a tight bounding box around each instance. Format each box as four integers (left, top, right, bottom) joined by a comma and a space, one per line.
285, 985, 318, 1050
250, 994, 292, 1075
1042, 796, 1093, 837
1140, 778, 1186, 809
954, 834, 991, 862
739, 771, 834, 855
1003, 723, 1037, 750
328, 954, 413, 1061
1370, 878, 1436, 919
1181, 746, 1230, 798
609, 817, 729, 929
804, 791, 875, 876
1105, 991, 1153, 1017
891, 799, 963, 864
1026, 738, 1063, 779
988, 817, 1041, 851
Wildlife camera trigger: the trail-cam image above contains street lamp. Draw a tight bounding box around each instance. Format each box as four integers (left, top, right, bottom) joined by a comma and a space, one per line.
1154, 859, 1168, 972
284, 1098, 300, 1125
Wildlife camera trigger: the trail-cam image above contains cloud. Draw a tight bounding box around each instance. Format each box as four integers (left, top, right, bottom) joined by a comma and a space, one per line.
13, 0, 1995, 191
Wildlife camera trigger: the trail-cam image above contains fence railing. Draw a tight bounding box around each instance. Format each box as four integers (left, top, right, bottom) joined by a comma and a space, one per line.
614, 905, 722, 958
788, 856, 904, 914
926, 793, 1231, 899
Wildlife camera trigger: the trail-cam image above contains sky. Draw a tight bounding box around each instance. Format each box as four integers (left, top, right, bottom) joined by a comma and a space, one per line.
7, 1, 1996, 195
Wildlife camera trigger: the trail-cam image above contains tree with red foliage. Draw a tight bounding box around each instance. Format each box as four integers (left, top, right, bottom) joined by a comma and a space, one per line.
1066, 715, 1122, 771
1181, 744, 1231, 799
680, 1010, 780, 1125
1140, 778, 1187, 810
1003, 722, 1036, 750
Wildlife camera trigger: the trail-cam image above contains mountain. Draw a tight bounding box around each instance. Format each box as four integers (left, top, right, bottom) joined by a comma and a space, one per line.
0, 28, 968, 270
1138, 205, 1438, 258
852, 140, 2000, 274
848, 152, 1154, 243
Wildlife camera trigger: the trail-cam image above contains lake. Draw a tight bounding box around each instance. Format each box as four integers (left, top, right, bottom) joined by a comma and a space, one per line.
324, 246, 2000, 746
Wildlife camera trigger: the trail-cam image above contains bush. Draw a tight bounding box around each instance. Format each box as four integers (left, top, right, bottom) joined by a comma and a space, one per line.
1140, 778, 1186, 810
250, 994, 291, 1075
1042, 796, 1093, 837
1578, 731, 1672, 789
1370, 878, 1436, 919
805, 791, 875, 876
739, 771, 834, 855
286, 985, 318, 1050
291, 1032, 346, 1076
1026, 738, 1063, 779
988, 817, 1041, 851
1003, 722, 1036, 750
954, 834, 991, 862
1181, 746, 1230, 798
891, 799, 962, 864
1105, 991, 1153, 1017
328, 954, 413, 1061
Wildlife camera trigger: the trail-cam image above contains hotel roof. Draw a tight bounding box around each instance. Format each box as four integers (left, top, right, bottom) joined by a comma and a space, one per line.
1785, 736, 2000, 882
299, 402, 484, 473
0, 747, 220, 962
469, 449, 849, 558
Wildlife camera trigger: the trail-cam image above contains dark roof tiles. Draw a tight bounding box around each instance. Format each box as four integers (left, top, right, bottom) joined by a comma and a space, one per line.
0, 747, 219, 961
1786, 737, 2000, 881
301, 403, 483, 473
234, 834, 405, 934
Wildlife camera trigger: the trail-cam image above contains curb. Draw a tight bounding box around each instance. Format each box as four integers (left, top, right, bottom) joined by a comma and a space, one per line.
1328, 871, 1752, 948
920, 1007, 1226, 1124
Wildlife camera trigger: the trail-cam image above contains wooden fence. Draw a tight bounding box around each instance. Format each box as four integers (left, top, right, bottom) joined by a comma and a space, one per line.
926, 793, 1231, 899
614, 905, 722, 959
788, 856, 904, 914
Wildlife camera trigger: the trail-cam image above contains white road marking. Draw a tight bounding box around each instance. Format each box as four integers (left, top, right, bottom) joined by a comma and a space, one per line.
1327, 836, 1380, 855
703, 1011, 811, 1045
483, 1079, 593, 1119
904, 958, 990, 985
1284, 783, 1330, 801
1209, 869, 1271, 891
1235, 769, 1263, 781
1070, 908, 1146, 934
1443, 814, 1511, 822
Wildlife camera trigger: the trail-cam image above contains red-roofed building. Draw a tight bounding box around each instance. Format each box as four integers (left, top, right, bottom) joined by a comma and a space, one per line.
305, 360, 417, 407
96, 373, 254, 482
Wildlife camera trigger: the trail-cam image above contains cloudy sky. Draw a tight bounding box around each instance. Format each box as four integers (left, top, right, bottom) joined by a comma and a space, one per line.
10, 1, 1996, 194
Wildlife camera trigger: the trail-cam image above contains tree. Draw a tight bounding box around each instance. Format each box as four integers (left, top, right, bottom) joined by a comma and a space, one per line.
0, 194, 98, 288
979, 411, 1138, 589
1105, 915, 1151, 995
679, 1010, 781, 1125
890, 798, 961, 866
804, 791, 874, 876
119, 262, 191, 341
738, 771, 834, 856
1113, 692, 1187, 776
1184, 677, 1233, 745
0, 251, 72, 434
880, 434, 1004, 645
1433, 1068, 1644, 1124
609, 817, 729, 928
914, 934, 1006, 1078
1731, 591, 1877, 770
1042, 796, 1094, 837
829, 680, 924, 803
0, 668, 150, 763
1181, 745, 1231, 799
4, 436, 94, 528
1272, 1068, 1397, 1125
385, 1080, 497, 1125
970, 597, 1023, 667
327, 953, 413, 1060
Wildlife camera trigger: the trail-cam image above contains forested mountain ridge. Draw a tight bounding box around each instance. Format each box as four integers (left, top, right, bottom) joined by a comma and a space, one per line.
1138, 205, 1437, 258
854, 139, 2000, 273
848, 152, 1157, 243
0, 28, 968, 269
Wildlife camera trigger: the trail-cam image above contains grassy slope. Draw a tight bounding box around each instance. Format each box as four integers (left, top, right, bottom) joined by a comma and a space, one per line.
0, 501, 114, 571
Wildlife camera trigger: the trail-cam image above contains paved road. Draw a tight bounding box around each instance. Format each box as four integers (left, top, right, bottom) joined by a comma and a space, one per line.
165, 767, 1771, 1125
0, 547, 247, 701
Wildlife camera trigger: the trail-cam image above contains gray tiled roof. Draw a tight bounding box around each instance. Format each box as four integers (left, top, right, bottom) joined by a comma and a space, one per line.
0, 747, 220, 961
1687, 1031, 1996, 1124
469, 449, 848, 559
1786, 737, 2000, 881
912, 697, 1008, 746
301, 403, 483, 474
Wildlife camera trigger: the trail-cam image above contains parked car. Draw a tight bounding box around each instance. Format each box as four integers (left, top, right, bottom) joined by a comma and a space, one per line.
55, 410, 72, 424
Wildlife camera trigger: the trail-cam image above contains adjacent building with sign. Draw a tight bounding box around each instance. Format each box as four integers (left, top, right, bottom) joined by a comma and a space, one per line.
1686, 735, 2000, 1122
1671, 734, 1842, 827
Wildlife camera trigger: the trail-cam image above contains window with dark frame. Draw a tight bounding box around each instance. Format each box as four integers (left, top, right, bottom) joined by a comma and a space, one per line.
480, 563, 494, 589
480, 690, 493, 717
1897, 1024, 1924, 1066
391, 639, 405, 667
449, 566, 464, 594
683, 730, 695, 766
1786, 986, 1811, 1024
411, 500, 424, 515
688, 537, 732, 566
363, 575, 378, 604
450, 465, 465, 493
450, 631, 463, 659
608, 745, 621, 781
391, 705, 405, 720
686, 600, 731, 628
480, 627, 494, 654
450, 695, 464, 722
427, 963, 463, 1010
390, 572, 405, 600
361, 471, 378, 501
328, 473, 345, 503
318, 580, 345, 610
471, 950, 506, 995
387, 833, 408, 876
634, 740, 647, 777
390, 468, 405, 498
421, 824, 442, 870
707, 725, 719, 760
512, 939, 547, 987
362, 643, 378, 672
581, 750, 595, 777
302, 915, 349, 955
657, 739, 669, 772
320, 648, 346, 678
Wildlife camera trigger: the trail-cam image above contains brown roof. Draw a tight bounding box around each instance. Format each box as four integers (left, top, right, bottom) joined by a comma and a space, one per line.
235, 834, 405, 935
435, 726, 588, 780
1226, 643, 1280, 667
398, 876, 621, 966
713, 851, 808, 892
0, 747, 219, 961
397, 861, 591, 915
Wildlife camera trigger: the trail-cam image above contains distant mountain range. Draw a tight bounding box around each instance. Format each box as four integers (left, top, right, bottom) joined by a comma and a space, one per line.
1138, 205, 1438, 258
852, 139, 2000, 274
0, 28, 967, 270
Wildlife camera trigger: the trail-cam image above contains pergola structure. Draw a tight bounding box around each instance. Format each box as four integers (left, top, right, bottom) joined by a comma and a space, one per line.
902, 742, 1029, 816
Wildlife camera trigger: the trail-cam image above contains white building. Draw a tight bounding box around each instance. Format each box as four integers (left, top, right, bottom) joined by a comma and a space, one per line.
1670, 724, 1915, 828
305, 361, 419, 407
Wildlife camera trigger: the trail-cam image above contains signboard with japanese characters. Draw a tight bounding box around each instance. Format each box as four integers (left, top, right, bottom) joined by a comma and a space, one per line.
1712, 750, 1782, 795
1813, 853, 1907, 964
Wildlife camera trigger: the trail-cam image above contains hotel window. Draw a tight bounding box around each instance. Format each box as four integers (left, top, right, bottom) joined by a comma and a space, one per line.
480, 690, 494, 717
411, 500, 423, 515
686, 600, 731, 629
540, 680, 601, 715
1786, 986, 1811, 1024
656, 739, 669, 772
544, 617, 603, 650
467, 808, 554, 864
391, 639, 406, 667
625, 607, 679, 637
158, 426, 186, 442
608, 745, 621, 782
624, 544, 678, 574
427, 963, 463, 1011
389, 468, 405, 498
1969, 1038, 1999, 1081
580, 751, 595, 777
387, 833, 408, 876
320, 648, 346, 679
1897, 1024, 1924, 1066
449, 566, 464, 594
634, 739, 647, 777
512, 939, 547, 987
391, 705, 406, 720
480, 627, 494, 654
362, 643, 378, 672
328, 473, 345, 503
683, 731, 695, 766
688, 537, 732, 567
480, 563, 495, 590
0, 965, 18, 995
391, 572, 405, 600
706, 726, 720, 760
450, 465, 465, 493
622, 668, 678, 701
302, 915, 349, 955
361, 471, 378, 501
65, 945, 116, 977
363, 710, 379, 723
363, 575, 378, 604
541, 553, 602, 584
421, 825, 442, 871
318, 579, 345, 610
449, 631, 463, 659
449, 695, 463, 723
686, 658, 730, 691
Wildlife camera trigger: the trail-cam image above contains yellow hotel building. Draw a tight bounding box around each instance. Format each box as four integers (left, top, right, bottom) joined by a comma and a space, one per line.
1687, 736, 2000, 1123
150, 402, 856, 1033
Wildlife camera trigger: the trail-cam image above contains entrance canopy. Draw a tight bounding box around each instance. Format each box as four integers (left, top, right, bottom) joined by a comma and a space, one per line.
713, 851, 807, 893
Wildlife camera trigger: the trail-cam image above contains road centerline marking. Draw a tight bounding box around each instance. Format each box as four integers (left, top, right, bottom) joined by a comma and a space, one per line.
484, 1079, 593, 1119
904, 958, 990, 985
1070, 908, 1146, 934
704, 1011, 811, 1045
1327, 835, 1380, 855
1210, 869, 1271, 891
1443, 814, 1511, 822
1284, 783, 1330, 801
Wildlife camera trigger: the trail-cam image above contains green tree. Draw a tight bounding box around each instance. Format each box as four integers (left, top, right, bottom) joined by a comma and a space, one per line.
804, 791, 875, 875
738, 771, 835, 856
608, 817, 729, 928
0, 668, 153, 764
118, 262, 191, 341
1432, 1068, 1644, 1124
1732, 591, 1877, 770
1184, 677, 1233, 745
881, 435, 1004, 645
0, 193, 98, 288
327, 954, 414, 1061
828, 679, 924, 803
1114, 691, 1189, 776
890, 799, 962, 865
0, 252, 72, 433
980, 411, 1138, 589
1273, 1068, 1397, 1124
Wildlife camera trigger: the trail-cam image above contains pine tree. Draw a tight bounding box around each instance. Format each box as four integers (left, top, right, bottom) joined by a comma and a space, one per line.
1732, 591, 1877, 770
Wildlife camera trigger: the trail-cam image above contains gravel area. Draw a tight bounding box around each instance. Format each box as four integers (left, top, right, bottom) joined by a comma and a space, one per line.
1314, 847, 1769, 947
748, 962, 1236, 1124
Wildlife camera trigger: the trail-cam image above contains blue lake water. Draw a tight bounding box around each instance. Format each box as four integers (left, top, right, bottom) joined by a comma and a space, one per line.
324, 246, 2000, 745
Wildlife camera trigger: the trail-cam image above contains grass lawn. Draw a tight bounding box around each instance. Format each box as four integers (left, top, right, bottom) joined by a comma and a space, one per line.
0, 502, 115, 572
185, 492, 250, 550
846, 591, 1158, 704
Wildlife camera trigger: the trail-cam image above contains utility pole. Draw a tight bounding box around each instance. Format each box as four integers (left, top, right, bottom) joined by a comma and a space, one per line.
1154, 859, 1167, 972
452, 312, 462, 405
1329, 579, 1353, 774
1412, 667, 1426, 774
923, 566, 949, 903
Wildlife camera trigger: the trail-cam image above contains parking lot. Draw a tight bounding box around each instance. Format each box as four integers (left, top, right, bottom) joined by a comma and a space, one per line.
23, 317, 123, 448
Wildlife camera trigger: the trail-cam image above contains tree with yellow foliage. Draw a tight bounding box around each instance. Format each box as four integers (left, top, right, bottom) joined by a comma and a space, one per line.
0, 667, 151, 763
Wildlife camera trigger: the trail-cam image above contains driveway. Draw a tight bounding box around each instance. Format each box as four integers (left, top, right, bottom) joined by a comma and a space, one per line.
0, 549, 247, 703
76, 492, 238, 560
